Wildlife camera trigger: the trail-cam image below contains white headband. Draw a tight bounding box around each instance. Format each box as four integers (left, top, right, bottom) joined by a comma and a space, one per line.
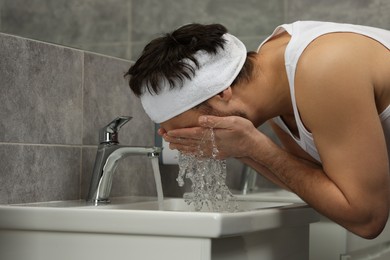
140, 33, 247, 123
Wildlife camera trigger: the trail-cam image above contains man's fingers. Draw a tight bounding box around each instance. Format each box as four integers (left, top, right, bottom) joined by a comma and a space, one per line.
164, 133, 203, 147
157, 128, 166, 136
169, 142, 199, 154
199, 115, 235, 129
167, 127, 205, 140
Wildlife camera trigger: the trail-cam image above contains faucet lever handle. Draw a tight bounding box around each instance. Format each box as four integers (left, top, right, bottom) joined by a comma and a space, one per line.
99, 116, 132, 144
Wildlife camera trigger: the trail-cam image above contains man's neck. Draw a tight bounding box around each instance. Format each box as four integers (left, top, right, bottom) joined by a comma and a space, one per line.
247, 33, 293, 127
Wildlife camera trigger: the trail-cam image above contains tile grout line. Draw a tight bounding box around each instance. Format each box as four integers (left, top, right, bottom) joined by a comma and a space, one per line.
80, 51, 85, 200
127, 0, 132, 59
0, 142, 96, 149
0, 1, 2, 31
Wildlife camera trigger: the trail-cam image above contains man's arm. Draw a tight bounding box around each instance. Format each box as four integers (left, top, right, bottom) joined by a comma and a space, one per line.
165, 109, 389, 239
292, 33, 390, 239
210, 110, 389, 239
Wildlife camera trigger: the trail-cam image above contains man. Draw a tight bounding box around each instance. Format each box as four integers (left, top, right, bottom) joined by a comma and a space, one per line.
126, 21, 390, 239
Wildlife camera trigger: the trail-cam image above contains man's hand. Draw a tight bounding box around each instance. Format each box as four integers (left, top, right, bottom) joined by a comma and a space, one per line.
161, 115, 264, 159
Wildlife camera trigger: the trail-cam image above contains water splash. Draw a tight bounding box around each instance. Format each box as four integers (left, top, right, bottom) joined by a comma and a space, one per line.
177, 128, 237, 212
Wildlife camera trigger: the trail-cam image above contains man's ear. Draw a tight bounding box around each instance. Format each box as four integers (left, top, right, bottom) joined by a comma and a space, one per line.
217, 87, 233, 102
207, 86, 233, 108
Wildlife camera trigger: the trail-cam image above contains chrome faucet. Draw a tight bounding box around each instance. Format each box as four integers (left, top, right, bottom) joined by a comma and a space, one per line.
86, 116, 161, 204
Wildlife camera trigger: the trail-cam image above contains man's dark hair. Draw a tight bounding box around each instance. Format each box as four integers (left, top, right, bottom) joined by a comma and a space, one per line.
125, 23, 254, 97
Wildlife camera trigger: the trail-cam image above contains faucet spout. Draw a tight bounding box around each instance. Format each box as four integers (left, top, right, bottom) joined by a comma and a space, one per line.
86, 116, 162, 205
87, 145, 161, 204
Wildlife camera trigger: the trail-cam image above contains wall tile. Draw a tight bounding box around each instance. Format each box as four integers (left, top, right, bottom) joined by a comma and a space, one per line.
79, 43, 131, 61
82, 52, 154, 146
132, 0, 284, 38
0, 144, 80, 204
80, 147, 97, 199
0, 33, 83, 145
287, 0, 359, 24
0, 1, 2, 30
286, 0, 390, 29
0, 0, 131, 58
204, 0, 285, 37
131, 0, 284, 58
352, 0, 390, 29
131, 0, 210, 41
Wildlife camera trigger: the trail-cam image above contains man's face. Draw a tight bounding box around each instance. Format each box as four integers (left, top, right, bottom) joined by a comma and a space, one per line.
160, 108, 204, 133
159, 102, 248, 133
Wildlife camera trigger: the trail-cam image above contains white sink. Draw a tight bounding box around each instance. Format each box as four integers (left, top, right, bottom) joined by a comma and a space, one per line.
0, 196, 312, 237
236, 189, 304, 203
0, 196, 319, 260
84, 197, 293, 211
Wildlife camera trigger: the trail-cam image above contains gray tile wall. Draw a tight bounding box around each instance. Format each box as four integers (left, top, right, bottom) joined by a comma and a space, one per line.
0, 0, 132, 59
286, 0, 390, 29
1, 0, 389, 59
1, 0, 389, 203
130, 0, 390, 59
130, 0, 285, 59
0, 33, 155, 204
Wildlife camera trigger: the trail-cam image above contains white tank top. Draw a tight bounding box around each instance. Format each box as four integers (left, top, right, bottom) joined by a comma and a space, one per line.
257, 21, 390, 162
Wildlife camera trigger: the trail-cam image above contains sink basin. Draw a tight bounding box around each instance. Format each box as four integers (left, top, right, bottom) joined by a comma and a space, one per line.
0, 196, 316, 237
84, 197, 293, 212
236, 189, 304, 203
0, 195, 319, 260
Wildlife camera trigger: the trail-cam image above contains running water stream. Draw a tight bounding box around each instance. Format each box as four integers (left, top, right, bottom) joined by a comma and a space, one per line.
151, 157, 164, 210
151, 128, 237, 212
176, 128, 237, 212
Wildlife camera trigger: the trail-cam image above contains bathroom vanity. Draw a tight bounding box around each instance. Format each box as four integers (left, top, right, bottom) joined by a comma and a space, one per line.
0, 196, 318, 260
